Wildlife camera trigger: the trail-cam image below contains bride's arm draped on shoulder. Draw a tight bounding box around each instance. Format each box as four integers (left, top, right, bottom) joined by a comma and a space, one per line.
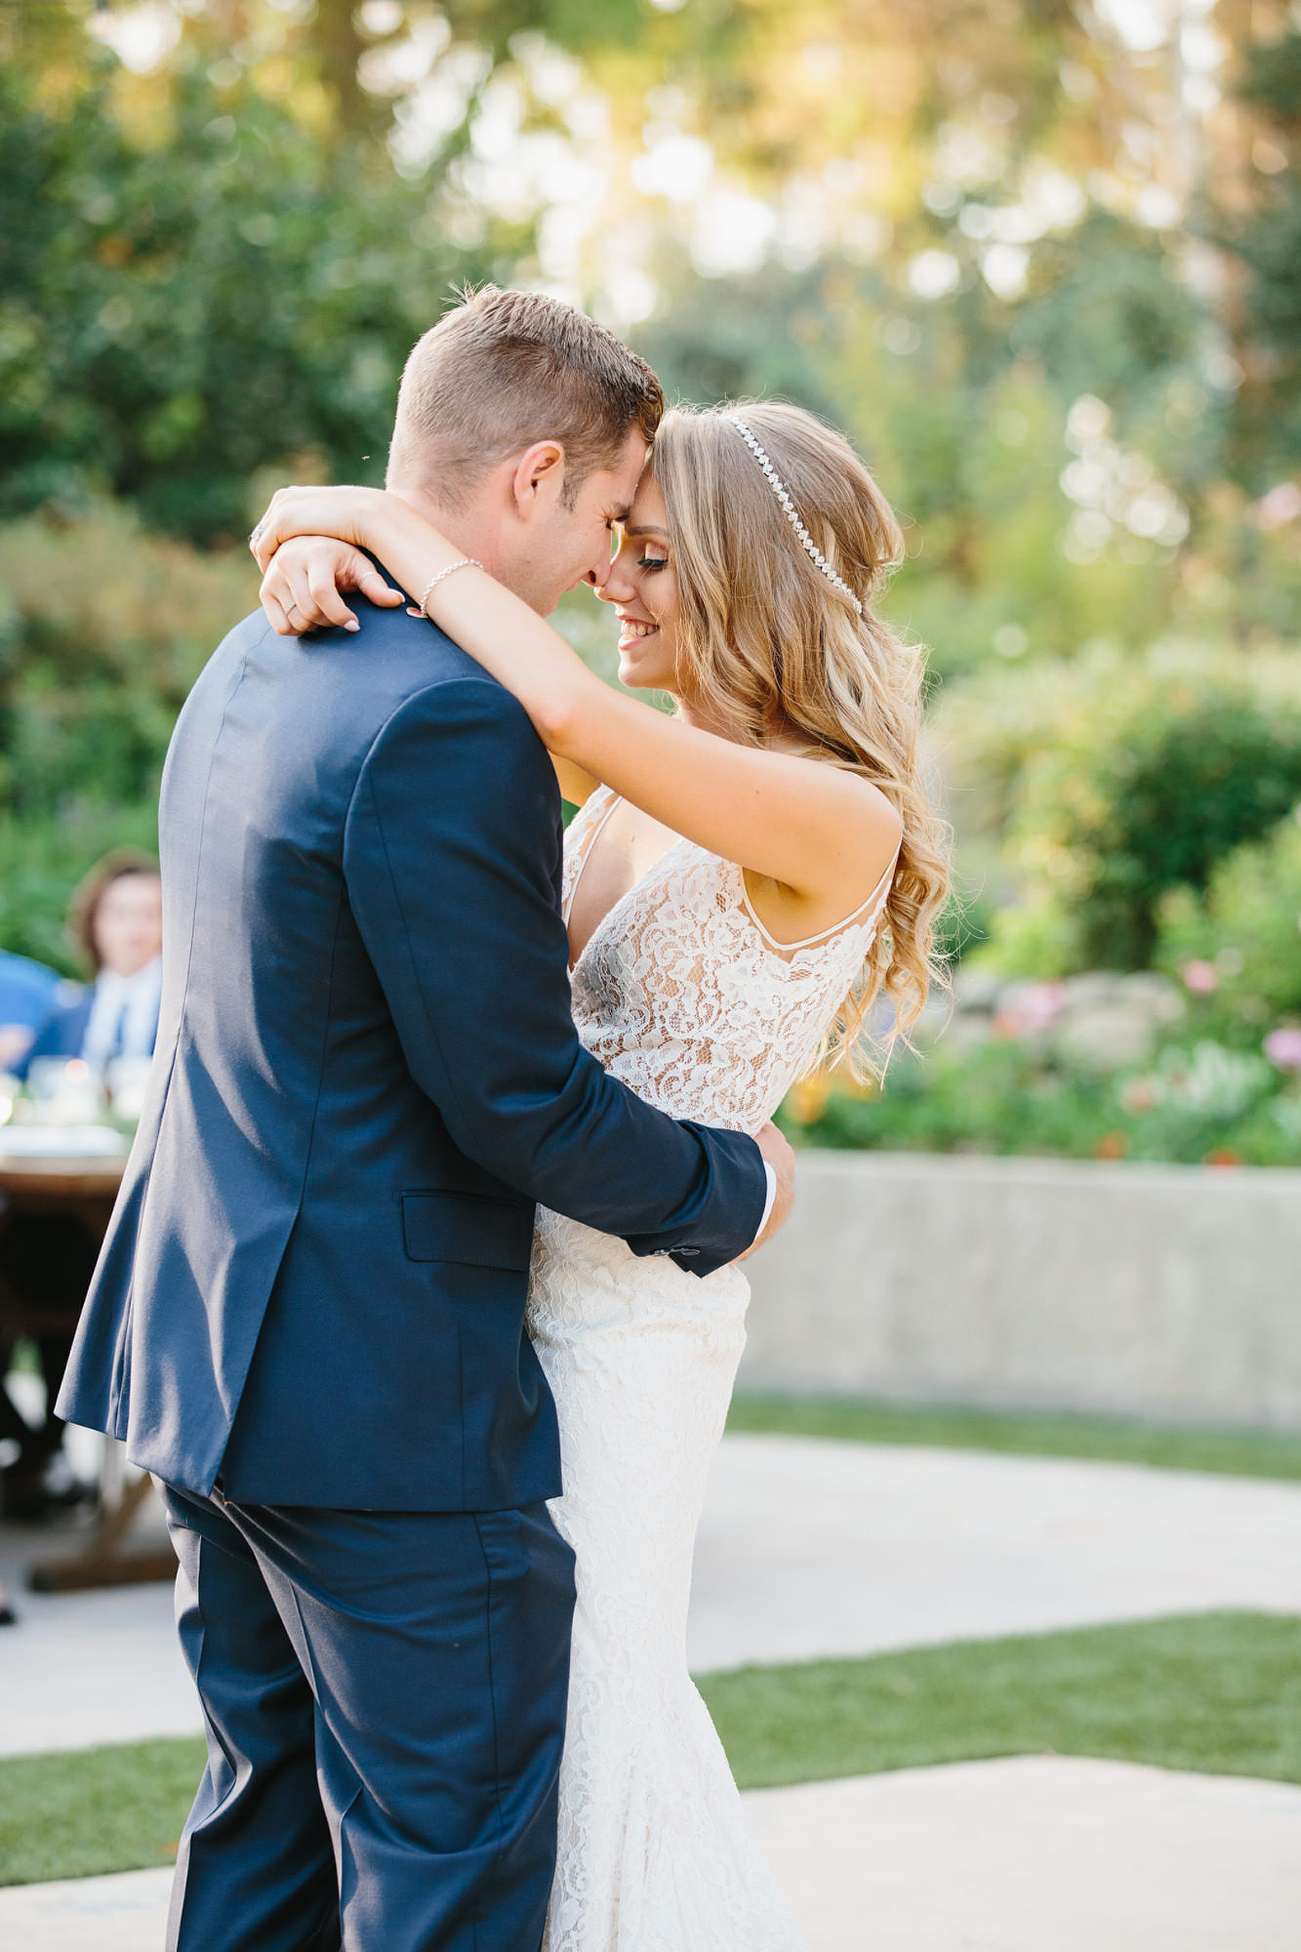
253, 397, 951, 1049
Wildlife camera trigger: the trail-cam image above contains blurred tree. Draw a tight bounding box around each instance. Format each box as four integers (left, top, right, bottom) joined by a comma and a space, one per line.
635, 257, 841, 420
5, 0, 1290, 559
1215, 22, 1301, 484
0, 7, 504, 540
633, 239, 1206, 678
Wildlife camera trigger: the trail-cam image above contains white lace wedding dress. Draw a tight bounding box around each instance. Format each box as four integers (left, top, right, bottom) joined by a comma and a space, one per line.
530, 785, 897, 1952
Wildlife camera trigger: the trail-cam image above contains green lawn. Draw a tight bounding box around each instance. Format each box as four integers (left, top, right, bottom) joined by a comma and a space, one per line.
701, 1610, 1301, 1791
728, 1392, 1301, 1482
4, 1611, 1299, 1887
0, 1736, 206, 1887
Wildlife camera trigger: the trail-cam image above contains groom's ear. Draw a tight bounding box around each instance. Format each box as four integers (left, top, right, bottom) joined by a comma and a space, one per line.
510, 441, 567, 521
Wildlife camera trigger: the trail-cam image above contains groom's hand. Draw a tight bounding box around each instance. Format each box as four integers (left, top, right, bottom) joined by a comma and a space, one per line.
740, 1122, 795, 1259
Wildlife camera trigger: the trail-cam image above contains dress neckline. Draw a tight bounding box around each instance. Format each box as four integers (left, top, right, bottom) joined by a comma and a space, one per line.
565, 788, 693, 975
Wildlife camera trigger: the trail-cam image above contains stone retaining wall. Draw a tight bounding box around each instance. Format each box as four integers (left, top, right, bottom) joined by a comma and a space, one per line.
740, 1151, 1301, 1428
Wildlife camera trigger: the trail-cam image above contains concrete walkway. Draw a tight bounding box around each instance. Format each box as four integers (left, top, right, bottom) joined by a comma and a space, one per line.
689, 1433, 1301, 1669
4, 1757, 1299, 1951
0, 1497, 196, 1757
5, 1433, 1301, 1751
747, 1755, 1301, 1951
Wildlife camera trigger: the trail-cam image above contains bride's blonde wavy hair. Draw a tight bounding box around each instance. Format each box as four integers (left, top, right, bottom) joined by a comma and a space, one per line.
650, 399, 951, 1074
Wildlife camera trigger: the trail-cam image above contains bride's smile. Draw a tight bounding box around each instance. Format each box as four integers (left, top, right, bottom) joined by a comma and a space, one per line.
597, 473, 682, 692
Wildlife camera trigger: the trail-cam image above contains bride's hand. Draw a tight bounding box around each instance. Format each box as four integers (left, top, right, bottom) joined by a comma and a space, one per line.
249, 484, 393, 573
259, 536, 405, 636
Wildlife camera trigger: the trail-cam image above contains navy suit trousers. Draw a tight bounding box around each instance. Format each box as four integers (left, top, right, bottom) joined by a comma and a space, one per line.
158, 1484, 576, 1952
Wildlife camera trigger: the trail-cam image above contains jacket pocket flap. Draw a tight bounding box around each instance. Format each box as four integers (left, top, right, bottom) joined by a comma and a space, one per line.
401, 1191, 534, 1271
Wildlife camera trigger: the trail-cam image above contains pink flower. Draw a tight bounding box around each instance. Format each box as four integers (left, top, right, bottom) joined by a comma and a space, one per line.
1181, 960, 1219, 995
1264, 1027, 1301, 1070
1021, 983, 1065, 1032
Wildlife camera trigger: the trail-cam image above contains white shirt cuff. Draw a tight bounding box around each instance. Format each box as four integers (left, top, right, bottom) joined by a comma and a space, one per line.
753, 1161, 777, 1247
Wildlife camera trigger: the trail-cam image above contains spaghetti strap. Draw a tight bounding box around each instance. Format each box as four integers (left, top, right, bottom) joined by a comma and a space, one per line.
740, 836, 900, 954
562, 785, 621, 927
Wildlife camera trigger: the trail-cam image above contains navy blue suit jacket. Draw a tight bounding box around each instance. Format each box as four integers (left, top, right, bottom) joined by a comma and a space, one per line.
58, 597, 766, 1510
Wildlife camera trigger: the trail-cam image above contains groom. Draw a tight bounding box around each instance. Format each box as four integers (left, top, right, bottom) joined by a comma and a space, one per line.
57, 286, 792, 1952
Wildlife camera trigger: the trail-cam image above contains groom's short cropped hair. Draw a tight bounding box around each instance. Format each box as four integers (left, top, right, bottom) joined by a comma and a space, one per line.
387, 286, 663, 510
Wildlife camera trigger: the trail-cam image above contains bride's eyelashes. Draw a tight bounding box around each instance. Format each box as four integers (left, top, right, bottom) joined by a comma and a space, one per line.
638, 555, 668, 573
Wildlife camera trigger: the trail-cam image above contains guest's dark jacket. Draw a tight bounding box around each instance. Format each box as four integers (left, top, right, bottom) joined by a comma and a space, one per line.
0, 950, 63, 1034
20, 978, 162, 1078
15, 994, 92, 1074
58, 595, 766, 1510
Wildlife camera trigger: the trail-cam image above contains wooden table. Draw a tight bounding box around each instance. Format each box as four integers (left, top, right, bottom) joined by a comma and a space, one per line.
0, 1150, 177, 1593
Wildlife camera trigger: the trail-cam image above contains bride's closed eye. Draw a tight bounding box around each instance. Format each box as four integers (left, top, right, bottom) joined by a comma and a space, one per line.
638, 555, 668, 573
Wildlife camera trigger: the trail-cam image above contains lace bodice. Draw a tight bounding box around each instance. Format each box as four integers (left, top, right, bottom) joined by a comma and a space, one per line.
563, 784, 894, 1137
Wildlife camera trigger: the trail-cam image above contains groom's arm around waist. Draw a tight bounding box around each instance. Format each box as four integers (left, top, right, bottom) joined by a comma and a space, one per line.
343, 675, 765, 1275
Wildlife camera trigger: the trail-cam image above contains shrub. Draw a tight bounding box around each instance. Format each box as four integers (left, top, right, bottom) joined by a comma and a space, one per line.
782, 1033, 1300, 1169
1156, 813, 1301, 1032
944, 646, 1301, 974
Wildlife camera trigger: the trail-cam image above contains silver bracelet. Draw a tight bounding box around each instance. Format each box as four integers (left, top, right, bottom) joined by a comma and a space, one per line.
416, 558, 483, 617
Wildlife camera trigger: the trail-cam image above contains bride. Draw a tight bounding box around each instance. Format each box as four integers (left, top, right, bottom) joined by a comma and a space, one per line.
251, 399, 949, 1950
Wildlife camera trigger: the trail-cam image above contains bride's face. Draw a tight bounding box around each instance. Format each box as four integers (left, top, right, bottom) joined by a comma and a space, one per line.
595, 472, 682, 696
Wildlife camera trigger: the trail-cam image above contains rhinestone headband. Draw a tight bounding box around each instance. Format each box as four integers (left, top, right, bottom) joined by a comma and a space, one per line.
726, 415, 864, 616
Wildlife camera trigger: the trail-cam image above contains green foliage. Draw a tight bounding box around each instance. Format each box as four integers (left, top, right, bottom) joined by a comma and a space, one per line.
1069, 697, 1301, 968
792, 1041, 1113, 1159
1012, 213, 1205, 442
946, 650, 1301, 971
702, 1612, 1301, 1791
782, 1034, 1301, 1169
636, 242, 1224, 681
0, 507, 256, 967
1219, 28, 1301, 484
0, 57, 491, 542
780, 782, 1301, 1157
634, 259, 846, 426
1156, 814, 1301, 1029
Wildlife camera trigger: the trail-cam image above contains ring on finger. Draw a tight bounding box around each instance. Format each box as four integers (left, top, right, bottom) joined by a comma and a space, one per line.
249, 522, 265, 548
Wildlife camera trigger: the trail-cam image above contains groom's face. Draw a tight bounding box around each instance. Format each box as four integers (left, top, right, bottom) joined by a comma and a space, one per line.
520, 427, 650, 616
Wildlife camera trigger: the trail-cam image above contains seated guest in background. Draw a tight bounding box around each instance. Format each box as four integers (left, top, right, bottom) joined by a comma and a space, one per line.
0, 948, 66, 1075
19, 852, 163, 1076
1, 851, 162, 1519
